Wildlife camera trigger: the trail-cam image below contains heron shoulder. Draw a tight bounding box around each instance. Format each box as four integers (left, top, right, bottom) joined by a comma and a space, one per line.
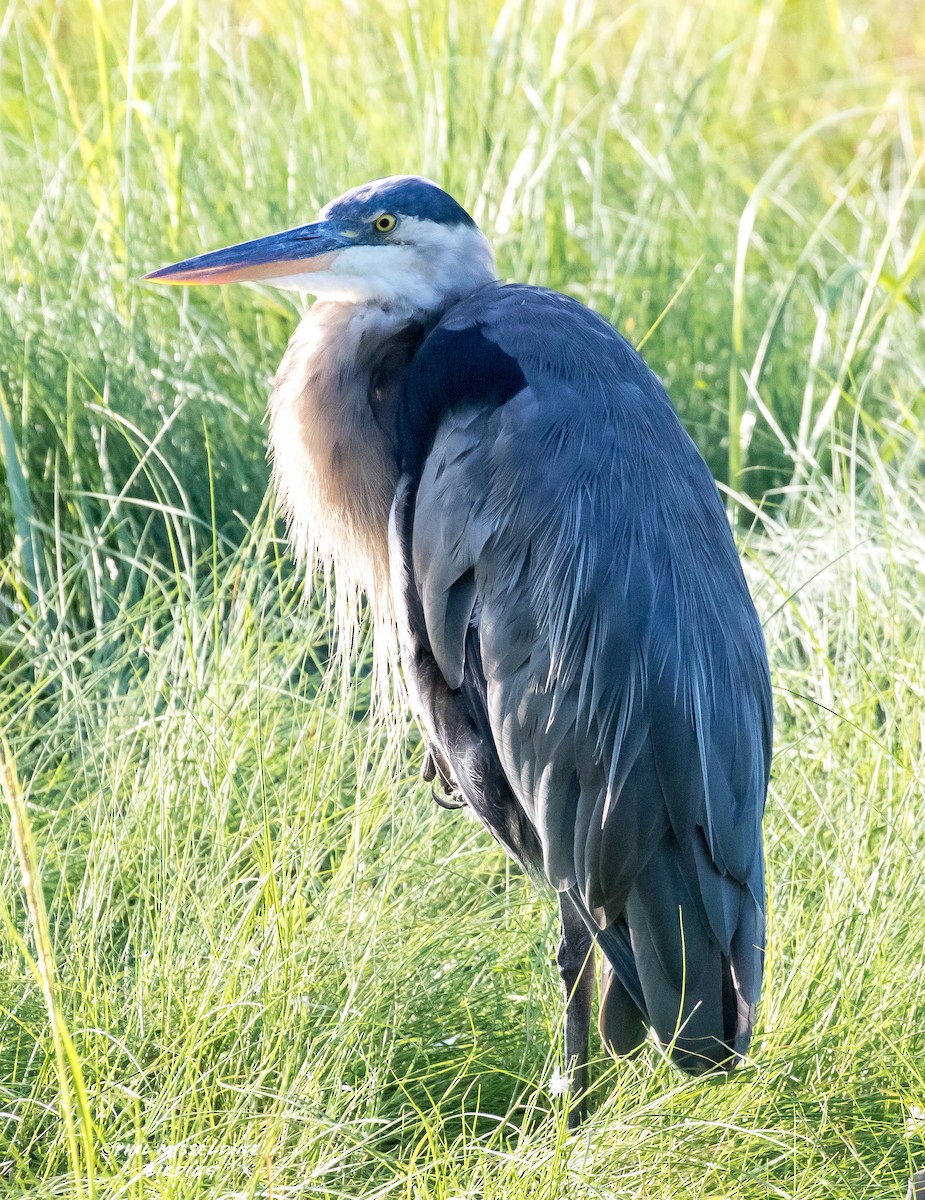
403, 280, 769, 681
401, 282, 693, 484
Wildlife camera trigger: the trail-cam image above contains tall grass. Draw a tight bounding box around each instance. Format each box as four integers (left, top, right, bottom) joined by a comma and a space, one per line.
1, 0, 924, 1196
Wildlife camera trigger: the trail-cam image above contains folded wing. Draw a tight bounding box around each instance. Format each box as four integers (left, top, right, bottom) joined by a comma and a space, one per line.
395, 283, 772, 1070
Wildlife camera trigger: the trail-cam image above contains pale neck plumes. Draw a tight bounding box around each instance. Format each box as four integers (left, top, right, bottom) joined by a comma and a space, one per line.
267, 219, 496, 672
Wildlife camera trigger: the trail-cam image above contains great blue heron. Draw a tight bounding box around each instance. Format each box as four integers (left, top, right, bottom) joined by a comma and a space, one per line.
146, 175, 772, 1125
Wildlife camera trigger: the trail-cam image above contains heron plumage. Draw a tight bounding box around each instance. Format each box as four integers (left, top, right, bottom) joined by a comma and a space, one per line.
147, 174, 772, 1107
400, 282, 771, 1070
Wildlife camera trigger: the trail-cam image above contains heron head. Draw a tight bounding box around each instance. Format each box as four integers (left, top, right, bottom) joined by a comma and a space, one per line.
144, 176, 497, 311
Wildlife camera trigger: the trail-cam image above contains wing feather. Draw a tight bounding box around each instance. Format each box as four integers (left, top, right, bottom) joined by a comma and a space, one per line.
399, 283, 772, 1068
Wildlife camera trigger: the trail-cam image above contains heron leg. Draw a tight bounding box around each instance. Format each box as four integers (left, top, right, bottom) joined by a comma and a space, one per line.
422, 746, 466, 809
557, 892, 595, 1128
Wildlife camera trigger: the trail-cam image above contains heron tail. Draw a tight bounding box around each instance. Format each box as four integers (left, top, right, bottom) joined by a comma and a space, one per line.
566, 843, 764, 1075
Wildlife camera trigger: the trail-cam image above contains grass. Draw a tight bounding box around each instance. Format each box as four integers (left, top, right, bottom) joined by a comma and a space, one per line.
1, 0, 924, 1195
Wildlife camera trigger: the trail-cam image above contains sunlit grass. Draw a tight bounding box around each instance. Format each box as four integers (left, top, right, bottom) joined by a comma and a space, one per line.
1, 0, 924, 1196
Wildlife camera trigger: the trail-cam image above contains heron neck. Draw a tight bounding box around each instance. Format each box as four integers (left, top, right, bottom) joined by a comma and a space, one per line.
267, 300, 436, 611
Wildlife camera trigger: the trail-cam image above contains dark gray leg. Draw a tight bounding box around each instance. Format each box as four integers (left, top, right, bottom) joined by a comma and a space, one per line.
557, 892, 595, 1128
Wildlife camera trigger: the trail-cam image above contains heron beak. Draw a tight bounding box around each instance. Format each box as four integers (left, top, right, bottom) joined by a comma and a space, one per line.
143, 219, 350, 286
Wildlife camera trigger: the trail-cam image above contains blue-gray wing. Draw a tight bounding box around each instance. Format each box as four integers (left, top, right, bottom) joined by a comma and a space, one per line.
400, 283, 772, 1070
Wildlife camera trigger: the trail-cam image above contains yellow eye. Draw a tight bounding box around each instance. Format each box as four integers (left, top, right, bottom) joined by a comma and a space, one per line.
374, 213, 397, 233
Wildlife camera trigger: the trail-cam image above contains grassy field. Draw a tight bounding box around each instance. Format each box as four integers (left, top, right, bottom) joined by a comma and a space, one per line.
1, 0, 925, 1196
